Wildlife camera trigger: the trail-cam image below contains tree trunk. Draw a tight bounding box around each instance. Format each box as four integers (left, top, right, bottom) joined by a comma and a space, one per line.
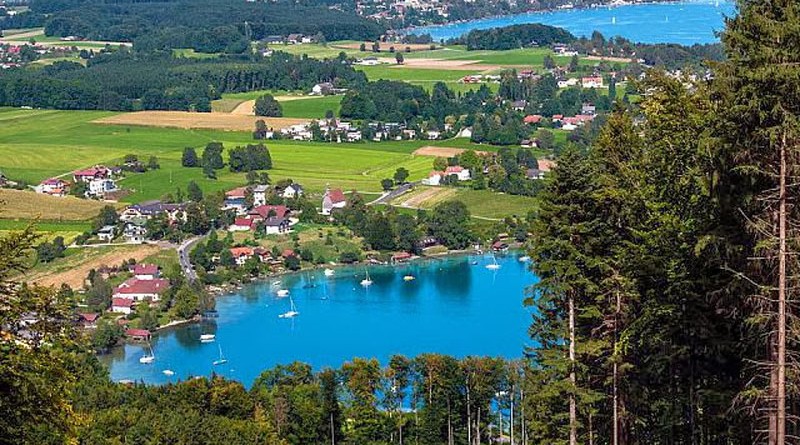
613, 288, 620, 445
776, 133, 787, 445
467, 377, 472, 445
569, 292, 578, 445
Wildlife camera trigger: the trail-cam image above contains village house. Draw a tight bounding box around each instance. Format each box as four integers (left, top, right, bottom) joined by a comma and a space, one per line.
78, 313, 100, 328
112, 297, 135, 314
264, 217, 291, 235
523, 114, 542, 125
581, 103, 597, 115
511, 100, 528, 111
426, 130, 441, 140
86, 177, 117, 198
97, 225, 116, 242
35, 178, 69, 196
230, 247, 254, 265
132, 263, 160, 280
224, 187, 248, 213
253, 247, 273, 263
123, 223, 147, 242
279, 183, 304, 199
311, 82, 334, 96
249, 204, 289, 221
125, 328, 151, 341
557, 78, 579, 88
421, 171, 444, 186
321, 188, 347, 215
581, 76, 604, 89
356, 56, 380, 66
113, 277, 170, 302
229, 217, 255, 232
252, 184, 270, 206
444, 166, 471, 181
120, 201, 187, 223
73, 165, 111, 183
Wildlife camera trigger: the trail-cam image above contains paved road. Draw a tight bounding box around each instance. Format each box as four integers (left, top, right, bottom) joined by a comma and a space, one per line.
177, 235, 204, 283
368, 182, 416, 206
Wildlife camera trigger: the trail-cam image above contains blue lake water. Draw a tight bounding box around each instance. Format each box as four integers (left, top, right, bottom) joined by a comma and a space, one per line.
408, 0, 736, 45
107, 253, 536, 386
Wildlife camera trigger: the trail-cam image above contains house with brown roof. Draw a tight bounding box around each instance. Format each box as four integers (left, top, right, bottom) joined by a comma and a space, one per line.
229, 247, 255, 266
125, 328, 151, 342
111, 298, 135, 314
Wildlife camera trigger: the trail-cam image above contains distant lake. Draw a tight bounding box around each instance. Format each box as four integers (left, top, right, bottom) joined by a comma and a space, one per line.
107, 253, 536, 386
408, 0, 736, 45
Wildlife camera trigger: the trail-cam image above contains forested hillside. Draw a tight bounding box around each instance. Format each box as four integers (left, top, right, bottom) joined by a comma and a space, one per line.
0, 0, 385, 51
0, 50, 366, 110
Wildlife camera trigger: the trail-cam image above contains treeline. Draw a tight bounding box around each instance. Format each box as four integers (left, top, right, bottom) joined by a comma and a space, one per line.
0, 50, 366, 111
5, 0, 384, 52
455, 23, 576, 50
572, 31, 724, 69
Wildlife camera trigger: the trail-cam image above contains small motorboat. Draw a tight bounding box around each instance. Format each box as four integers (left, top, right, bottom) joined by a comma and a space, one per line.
324, 268, 335, 277
162, 369, 175, 376
518, 255, 531, 262
199, 334, 215, 342
403, 275, 415, 281
277, 289, 290, 297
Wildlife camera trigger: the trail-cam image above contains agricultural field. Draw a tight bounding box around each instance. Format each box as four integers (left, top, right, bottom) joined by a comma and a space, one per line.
212, 94, 343, 119
0, 189, 113, 220
0, 108, 503, 205
390, 185, 536, 220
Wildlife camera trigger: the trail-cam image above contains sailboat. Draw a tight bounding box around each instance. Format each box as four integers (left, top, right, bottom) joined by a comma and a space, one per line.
212, 343, 228, 365
277, 289, 290, 297
360, 269, 373, 287
199, 333, 215, 342
486, 254, 501, 270
139, 342, 155, 364
278, 296, 300, 318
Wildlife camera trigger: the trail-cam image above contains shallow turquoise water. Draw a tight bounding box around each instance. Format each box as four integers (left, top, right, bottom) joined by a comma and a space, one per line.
409, 0, 736, 45
107, 253, 536, 386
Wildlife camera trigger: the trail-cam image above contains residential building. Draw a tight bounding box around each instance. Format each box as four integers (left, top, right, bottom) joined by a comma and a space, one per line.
264, 217, 291, 235
120, 201, 187, 223
125, 328, 151, 341
78, 313, 99, 328
86, 177, 116, 198
280, 183, 304, 199
97, 225, 116, 242
73, 165, 110, 183
444, 166, 471, 181
581, 76, 604, 88
35, 178, 68, 196
321, 188, 347, 215
229, 247, 254, 265
224, 186, 248, 212
252, 185, 270, 206
132, 263, 160, 280
123, 223, 147, 242
421, 171, 443, 186
113, 278, 169, 301
111, 298, 134, 314
229, 217, 255, 232
249, 204, 289, 221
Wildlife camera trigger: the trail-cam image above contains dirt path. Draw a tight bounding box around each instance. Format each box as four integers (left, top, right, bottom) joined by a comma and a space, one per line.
230, 100, 255, 115
412, 146, 490, 157
398, 187, 459, 208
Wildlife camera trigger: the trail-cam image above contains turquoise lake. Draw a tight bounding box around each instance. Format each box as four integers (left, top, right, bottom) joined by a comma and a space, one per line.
107, 253, 536, 386
408, 0, 736, 44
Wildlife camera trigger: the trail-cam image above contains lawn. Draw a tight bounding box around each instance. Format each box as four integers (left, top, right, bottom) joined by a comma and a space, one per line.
390, 185, 536, 220
280, 95, 342, 118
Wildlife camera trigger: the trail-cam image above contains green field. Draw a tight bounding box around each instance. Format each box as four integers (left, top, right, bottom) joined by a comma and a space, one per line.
280, 96, 342, 118
0, 108, 480, 202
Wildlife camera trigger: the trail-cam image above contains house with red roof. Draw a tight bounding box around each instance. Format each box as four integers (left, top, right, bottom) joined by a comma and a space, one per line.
523, 114, 542, 124
581, 76, 604, 89
229, 247, 254, 265
224, 186, 249, 212
111, 298, 135, 314
249, 205, 288, 220
113, 278, 170, 302
229, 217, 255, 232
444, 166, 471, 181
72, 165, 110, 183
132, 263, 160, 280
321, 188, 347, 215
78, 313, 100, 328
35, 178, 69, 196
125, 328, 151, 341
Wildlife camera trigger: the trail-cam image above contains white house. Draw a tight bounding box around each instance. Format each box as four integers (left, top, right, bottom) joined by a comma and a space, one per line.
426, 130, 441, 140
97, 225, 116, 242
557, 78, 579, 88
111, 298, 134, 314
581, 76, 604, 89
280, 183, 304, 199
421, 171, 443, 186
229, 247, 254, 265
112, 278, 169, 302
253, 185, 269, 206
445, 166, 471, 181
35, 178, 68, 196
321, 188, 347, 215
86, 178, 116, 198
123, 223, 147, 243
229, 217, 255, 232
132, 263, 160, 280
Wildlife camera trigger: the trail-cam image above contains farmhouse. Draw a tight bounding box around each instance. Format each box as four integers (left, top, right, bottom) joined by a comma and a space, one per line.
35, 178, 69, 196
230, 247, 254, 265
120, 201, 187, 222
86, 177, 117, 198
224, 187, 248, 212
73, 165, 111, 183
113, 277, 169, 302
523, 115, 542, 124
249, 204, 289, 220
279, 183, 304, 199
421, 171, 443, 186
97, 225, 116, 242
252, 185, 270, 206
321, 188, 347, 215
78, 313, 100, 328
264, 216, 291, 235
132, 263, 160, 280
123, 223, 147, 242
445, 166, 471, 181
229, 217, 255, 232
111, 298, 135, 314
581, 76, 604, 88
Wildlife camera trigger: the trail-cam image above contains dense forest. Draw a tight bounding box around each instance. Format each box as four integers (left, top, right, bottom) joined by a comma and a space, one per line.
0, 50, 366, 110
0, 0, 384, 52
456, 24, 576, 50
